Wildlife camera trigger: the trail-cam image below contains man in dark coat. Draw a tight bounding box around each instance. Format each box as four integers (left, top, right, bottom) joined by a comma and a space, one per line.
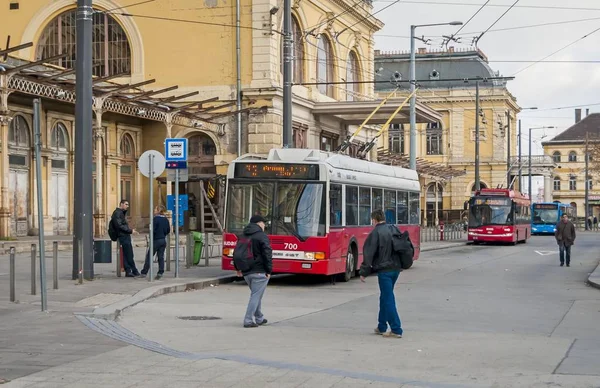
111, 199, 140, 277
359, 209, 403, 338
234, 215, 273, 328
555, 213, 576, 267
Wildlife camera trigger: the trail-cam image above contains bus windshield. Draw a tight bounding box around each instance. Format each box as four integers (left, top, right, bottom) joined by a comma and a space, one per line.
468, 197, 513, 227
532, 204, 559, 225
226, 181, 326, 240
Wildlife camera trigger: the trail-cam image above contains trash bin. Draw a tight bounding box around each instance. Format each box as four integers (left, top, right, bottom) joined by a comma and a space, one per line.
192, 232, 204, 265
94, 239, 112, 263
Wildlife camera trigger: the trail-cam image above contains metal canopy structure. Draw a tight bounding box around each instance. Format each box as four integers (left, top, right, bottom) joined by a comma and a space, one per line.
377, 150, 466, 181
0, 45, 249, 131
313, 98, 442, 125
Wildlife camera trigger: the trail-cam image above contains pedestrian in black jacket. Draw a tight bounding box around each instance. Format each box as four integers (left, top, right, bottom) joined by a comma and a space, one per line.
140, 205, 171, 279
111, 199, 140, 277
234, 215, 273, 328
359, 209, 403, 338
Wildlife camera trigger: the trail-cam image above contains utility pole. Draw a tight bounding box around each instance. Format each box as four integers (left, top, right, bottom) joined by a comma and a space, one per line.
474, 81, 480, 191
282, 0, 292, 148
409, 25, 417, 170
73, 0, 94, 280
506, 111, 511, 188
518, 119, 522, 193
585, 131, 590, 230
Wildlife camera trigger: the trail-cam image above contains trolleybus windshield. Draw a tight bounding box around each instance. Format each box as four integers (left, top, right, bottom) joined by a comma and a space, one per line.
532, 203, 559, 225
468, 197, 513, 227
226, 181, 326, 240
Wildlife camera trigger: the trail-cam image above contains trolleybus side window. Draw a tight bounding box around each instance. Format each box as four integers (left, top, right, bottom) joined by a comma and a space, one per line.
372, 188, 383, 212
409, 192, 420, 225
397, 191, 409, 224
385, 190, 397, 224
330, 184, 342, 227
345, 185, 359, 226
359, 187, 372, 226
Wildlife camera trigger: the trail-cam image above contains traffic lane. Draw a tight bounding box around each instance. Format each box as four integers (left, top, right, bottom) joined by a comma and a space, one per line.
115, 240, 600, 386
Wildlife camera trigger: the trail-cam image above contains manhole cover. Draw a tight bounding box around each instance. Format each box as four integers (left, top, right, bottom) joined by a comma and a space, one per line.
177, 316, 221, 321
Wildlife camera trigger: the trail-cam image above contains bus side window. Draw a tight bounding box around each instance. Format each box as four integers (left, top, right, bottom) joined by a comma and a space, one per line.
330, 184, 342, 227
397, 191, 408, 224
359, 187, 372, 226
345, 185, 358, 226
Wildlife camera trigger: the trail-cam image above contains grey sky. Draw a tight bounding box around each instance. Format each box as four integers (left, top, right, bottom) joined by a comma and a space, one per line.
373, 0, 600, 194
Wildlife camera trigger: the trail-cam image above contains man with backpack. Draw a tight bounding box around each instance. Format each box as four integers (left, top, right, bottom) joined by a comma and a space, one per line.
233, 215, 273, 328
359, 209, 413, 339
108, 199, 140, 277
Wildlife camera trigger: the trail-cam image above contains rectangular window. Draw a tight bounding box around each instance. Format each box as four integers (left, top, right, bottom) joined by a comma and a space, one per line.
329, 184, 342, 227
409, 192, 420, 225
345, 185, 358, 226
553, 179, 560, 191
426, 132, 442, 155
8, 155, 27, 166
121, 179, 132, 204
384, 190, 397, 224
397, 191, 408, 224
51, 159, 66, 169
372, 188, 383, 211
569, 178, 577, 191
389, 124, 404, 155
121, 165, 132, 175
320, 133, 337, 152
359, 187, 372, 226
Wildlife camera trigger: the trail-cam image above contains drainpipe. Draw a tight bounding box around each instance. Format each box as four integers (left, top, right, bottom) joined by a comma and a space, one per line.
236, 0, 242, 156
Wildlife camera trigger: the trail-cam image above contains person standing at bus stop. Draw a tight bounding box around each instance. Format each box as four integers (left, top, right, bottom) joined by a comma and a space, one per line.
359, 209, 403, 338
110, 199, 140, 277
555, 213, 576, 267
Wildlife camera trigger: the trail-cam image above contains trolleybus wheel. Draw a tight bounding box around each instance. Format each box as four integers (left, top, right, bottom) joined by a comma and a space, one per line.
340, 246, 355, 282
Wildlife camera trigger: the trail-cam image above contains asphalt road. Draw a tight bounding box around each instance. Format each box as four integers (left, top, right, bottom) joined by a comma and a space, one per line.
4, 234, 600, 387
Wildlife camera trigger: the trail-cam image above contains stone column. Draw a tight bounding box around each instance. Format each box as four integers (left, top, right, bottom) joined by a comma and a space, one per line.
543, 173, 553, 203
93, 100, 105, 237
0, 82, 12, 238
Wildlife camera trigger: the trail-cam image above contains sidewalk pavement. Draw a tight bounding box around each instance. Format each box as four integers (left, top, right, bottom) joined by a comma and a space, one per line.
588, 261, 600, 290
0, 238, 467, 383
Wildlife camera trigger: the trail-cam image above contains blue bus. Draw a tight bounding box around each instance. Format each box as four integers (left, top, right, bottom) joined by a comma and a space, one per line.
531, 202, 575, 235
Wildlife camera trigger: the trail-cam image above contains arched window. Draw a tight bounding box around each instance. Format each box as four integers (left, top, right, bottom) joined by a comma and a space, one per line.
470, 182, 488, 192
552, 151, 561, 163
568, 151, 577, 162
8, 115, 29, 148
553, 177, 561, 191
346, 51, 360, 101
50, 123, 68, 151
36, 8, 131, 77
120, 133, 135, 158
316, 34, 334, 98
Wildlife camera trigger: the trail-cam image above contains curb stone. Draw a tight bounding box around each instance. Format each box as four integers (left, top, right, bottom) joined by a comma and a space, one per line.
78, 274, 238, 321
587, 260, 600, 290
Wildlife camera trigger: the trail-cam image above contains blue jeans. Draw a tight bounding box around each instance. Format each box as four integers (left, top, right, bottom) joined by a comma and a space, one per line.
243, 273, 269, 325
377, 271, 402, 335
559, 243, 571, 265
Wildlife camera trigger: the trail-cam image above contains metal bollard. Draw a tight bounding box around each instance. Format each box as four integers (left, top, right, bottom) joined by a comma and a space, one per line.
53, 241, 59, 290
186, 233, 193, 268
166, 234, 171, 272
204, 232, 209, 267
31, 244, 36, 295
78, 240, 83, 284
10, 247, 15, 302
116, 240, 121, 277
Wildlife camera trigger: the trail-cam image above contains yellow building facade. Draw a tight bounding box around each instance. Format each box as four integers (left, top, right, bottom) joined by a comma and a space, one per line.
1, 0, 408, 237
374, 48, 521, 224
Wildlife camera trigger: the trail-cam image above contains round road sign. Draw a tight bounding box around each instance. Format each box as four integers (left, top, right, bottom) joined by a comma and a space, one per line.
138, 150, 166, 178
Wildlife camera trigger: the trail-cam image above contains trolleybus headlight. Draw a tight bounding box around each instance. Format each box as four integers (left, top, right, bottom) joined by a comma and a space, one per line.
304, 252, 325, 260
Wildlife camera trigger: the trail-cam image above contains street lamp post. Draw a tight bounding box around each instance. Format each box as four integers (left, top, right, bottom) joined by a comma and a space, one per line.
515, 108, 538, 192
409, 21, 462, 170
528, 126, 555, 200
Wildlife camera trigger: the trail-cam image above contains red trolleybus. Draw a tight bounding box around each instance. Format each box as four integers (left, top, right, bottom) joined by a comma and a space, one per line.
466, 188, 531, 244
221, 148, 421, 282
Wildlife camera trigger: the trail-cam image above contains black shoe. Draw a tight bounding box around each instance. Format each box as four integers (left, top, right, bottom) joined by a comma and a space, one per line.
133, 271, 141, 277
125, 272, 137, 278
155, 273, 163, 280
257, 319, 268, 326
139, 273, 147, 278
244, 322, 258, 328
566, 263, 570, 267
560, 263, 564, 267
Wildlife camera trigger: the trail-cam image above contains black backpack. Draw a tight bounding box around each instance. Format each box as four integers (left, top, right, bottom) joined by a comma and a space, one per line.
108, 219, 118, 242
232, 235, 254, 272
388, 225, 414, 270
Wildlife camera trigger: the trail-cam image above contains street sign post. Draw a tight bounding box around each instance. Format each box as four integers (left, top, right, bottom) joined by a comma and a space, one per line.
139, 150, 166, 282
167, 168, 188, 182
165, 138, 188, 278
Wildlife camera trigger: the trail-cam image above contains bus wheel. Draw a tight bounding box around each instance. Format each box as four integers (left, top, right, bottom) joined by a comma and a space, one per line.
340, 247, 355, 282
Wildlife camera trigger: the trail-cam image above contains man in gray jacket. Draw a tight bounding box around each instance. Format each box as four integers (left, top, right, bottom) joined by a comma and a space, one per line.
555, 213, 576, 267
